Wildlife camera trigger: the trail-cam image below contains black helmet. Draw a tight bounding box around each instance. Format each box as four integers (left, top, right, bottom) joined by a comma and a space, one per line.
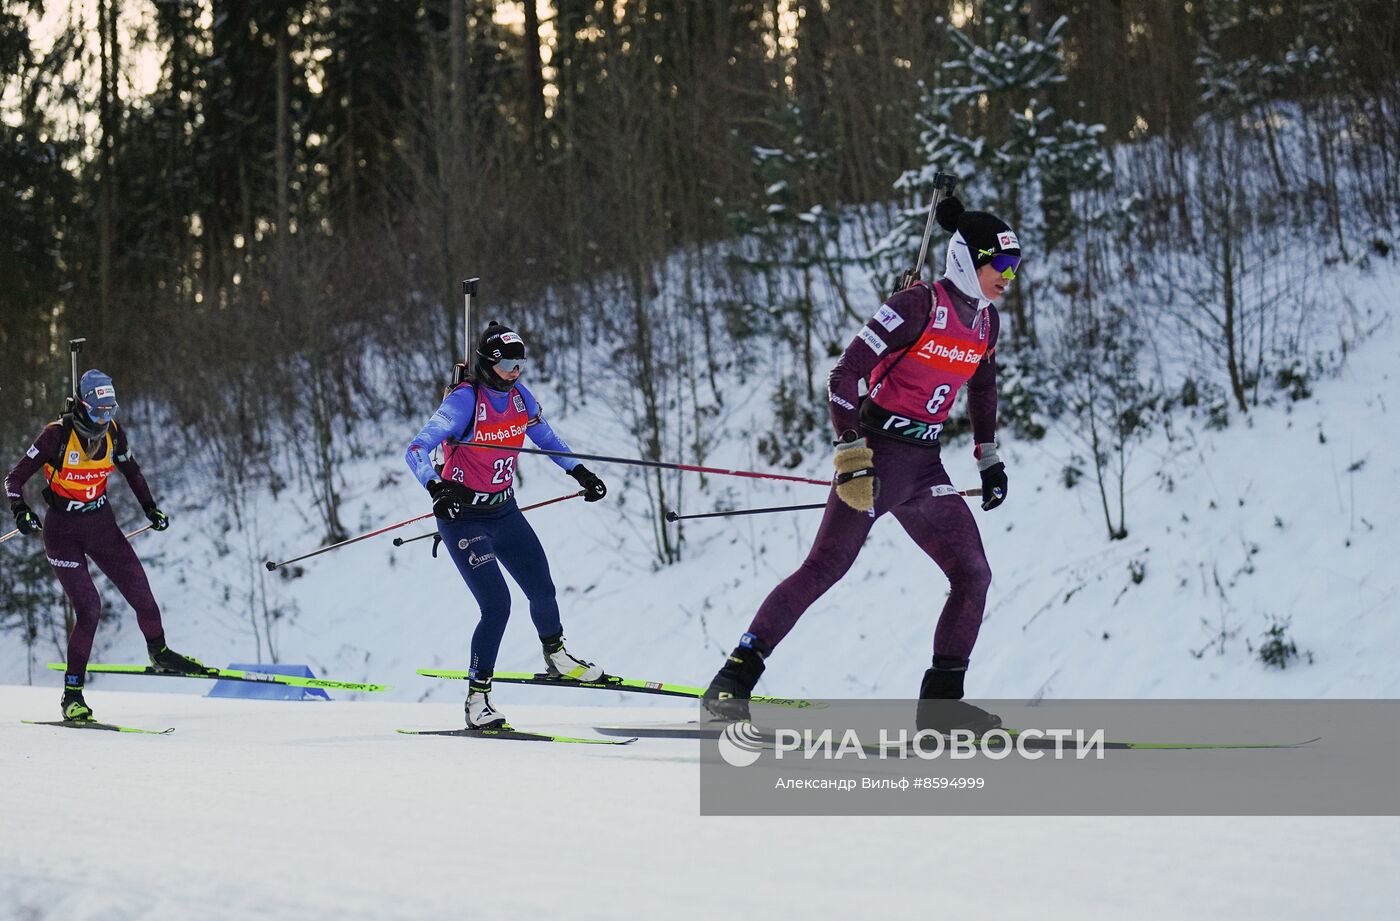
473, 321, 526, 391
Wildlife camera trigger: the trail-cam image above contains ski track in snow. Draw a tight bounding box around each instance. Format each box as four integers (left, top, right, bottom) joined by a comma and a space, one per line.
1, 687, 1398, 921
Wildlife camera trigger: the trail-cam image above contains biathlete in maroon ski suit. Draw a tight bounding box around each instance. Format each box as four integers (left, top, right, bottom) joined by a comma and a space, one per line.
404, 322, 609, 730
703, 196, 1022, 733
5, 370, 216, 722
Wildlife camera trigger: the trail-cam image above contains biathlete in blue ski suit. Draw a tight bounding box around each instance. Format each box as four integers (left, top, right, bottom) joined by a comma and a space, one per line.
404, 322, 609, 729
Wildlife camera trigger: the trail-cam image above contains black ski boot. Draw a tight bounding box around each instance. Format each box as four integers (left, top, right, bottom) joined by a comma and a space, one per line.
148, 641, 218, 676
702, 634, 770, 722
916, 655, 1002, 735
61, 679, 93, 722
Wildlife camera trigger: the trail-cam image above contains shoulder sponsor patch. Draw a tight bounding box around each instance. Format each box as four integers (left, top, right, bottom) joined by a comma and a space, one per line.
67, 451, 80, 465
512, 393, 526, 413
872, 304, 904, 332
26, 445, 38, 459
857, 326, 887, 356
477, 403, 488, 421
933, 304, 949, 329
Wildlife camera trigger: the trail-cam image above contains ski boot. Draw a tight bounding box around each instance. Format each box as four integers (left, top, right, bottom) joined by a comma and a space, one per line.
915, 655, 1002, 736
465, 679, 509, 730
61, 679, 93, 722
148, 641, 218, 677
702, 633, 770, 722
540, 631, 603, 682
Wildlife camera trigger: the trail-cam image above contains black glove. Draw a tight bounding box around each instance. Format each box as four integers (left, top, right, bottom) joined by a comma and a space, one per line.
979, 463, 1008, 511
427, 479, 464, 520
144, 505, 170, 531
12, 503, 41, 535
568, 464, 607, 502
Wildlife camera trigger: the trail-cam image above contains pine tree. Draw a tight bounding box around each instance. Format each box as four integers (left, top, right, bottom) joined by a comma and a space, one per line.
867, 1, 1116, 332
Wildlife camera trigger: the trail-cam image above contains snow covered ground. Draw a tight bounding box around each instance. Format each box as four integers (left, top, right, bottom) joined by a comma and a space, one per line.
2, 686, 1397, 921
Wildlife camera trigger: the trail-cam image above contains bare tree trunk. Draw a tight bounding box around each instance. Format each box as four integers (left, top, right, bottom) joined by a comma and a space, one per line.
523, 0, 546, 160
447, 0, 467, 362
1219, 193, 1248, 413
275, 14, 290, 258
98, 0, 117, 322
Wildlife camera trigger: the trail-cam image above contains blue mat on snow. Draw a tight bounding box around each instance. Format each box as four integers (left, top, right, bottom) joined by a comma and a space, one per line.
206, 663, 331, 701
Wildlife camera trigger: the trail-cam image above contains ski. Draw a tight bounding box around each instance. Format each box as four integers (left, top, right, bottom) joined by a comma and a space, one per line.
396, 727, 637, 745
595, 722, 717, 740
592, 722, 1322, 751
416, 668, 821, 709
47, 662, 390, 693
23, 719, 174, 735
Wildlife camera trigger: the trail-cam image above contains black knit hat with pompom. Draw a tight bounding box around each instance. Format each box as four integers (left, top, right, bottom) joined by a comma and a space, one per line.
473, 320, 526, 391
935, 195, 1020, 267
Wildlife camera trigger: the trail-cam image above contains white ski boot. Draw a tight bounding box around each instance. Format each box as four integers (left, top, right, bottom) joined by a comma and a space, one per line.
541, 632, 603, 682
465, 680, 508, 730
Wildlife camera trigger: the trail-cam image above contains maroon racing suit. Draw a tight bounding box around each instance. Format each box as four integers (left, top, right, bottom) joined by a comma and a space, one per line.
746, 279, 1000, 660
5, 420, 167, 680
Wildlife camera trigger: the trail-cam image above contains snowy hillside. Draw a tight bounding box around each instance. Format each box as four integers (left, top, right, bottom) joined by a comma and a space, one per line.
2, 255, 1394, 706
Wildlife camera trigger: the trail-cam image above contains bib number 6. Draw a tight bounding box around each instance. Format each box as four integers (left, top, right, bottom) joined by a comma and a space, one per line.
925, 384, 952, 415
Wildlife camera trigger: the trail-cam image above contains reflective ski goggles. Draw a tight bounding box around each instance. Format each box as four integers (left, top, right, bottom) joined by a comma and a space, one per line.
494, 357, 527, 374
81, 401, 118, 424
988, 254, 1021, 280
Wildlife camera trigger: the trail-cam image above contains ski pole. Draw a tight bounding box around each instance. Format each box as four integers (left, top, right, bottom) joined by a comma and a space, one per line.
3, 521, 155, 545
448, 441, 831, 487
664, 487, 983, 523
264, 511, 434, 571
391, 490, 585, 547
665, 502, 828, 522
